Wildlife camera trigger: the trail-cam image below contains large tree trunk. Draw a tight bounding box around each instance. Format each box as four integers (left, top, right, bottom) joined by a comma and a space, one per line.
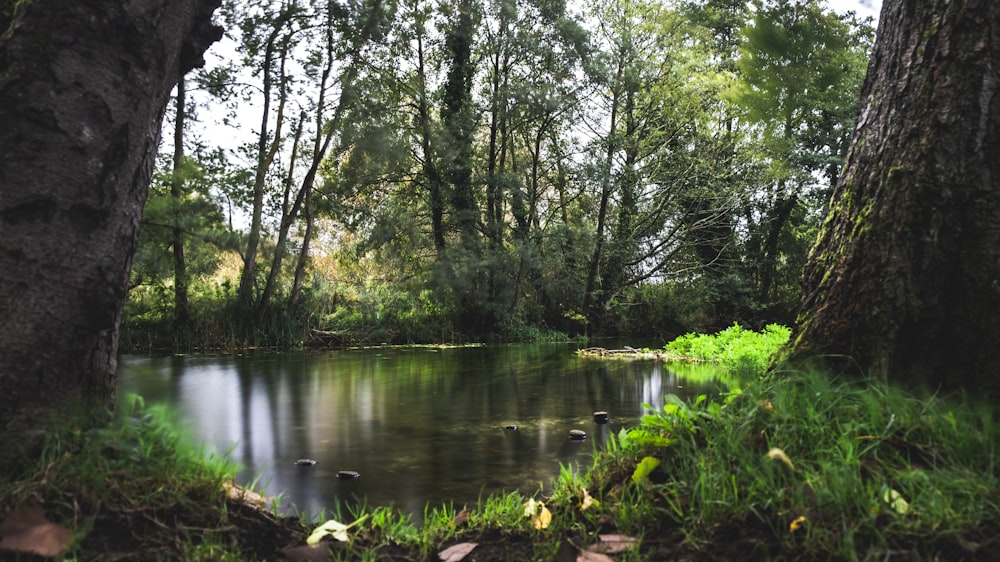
780, 0, 1000, 389
0, 1, 221, 443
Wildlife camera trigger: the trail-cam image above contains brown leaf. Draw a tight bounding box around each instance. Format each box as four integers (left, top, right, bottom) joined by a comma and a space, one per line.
452, 508, 470, 527
0, 505, 72, 557
577, 550, 615, 562
438, 541, 478, 561
586, 534, 639, 554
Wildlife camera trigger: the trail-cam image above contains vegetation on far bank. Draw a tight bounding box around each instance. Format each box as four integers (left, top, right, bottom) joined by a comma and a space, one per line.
4, 325, 999, 560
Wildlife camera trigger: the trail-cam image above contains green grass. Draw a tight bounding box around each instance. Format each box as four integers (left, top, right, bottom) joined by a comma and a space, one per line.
0, 395, 285, 561
591, 371, 1000, 559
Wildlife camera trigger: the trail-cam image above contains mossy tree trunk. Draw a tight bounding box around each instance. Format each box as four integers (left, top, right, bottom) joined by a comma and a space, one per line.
0, 1, 221, 444
780, 0, 1000, 389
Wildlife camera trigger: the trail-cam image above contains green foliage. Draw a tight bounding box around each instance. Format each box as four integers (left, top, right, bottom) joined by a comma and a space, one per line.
582, 371, 1000, 558
666, 323, 791, 377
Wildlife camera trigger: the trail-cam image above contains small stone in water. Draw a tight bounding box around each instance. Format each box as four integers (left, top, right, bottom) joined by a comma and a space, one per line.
593, 411, 609, 424
295, 458, 318, 466
503, 424, 518, 431
337, 470, 361, 479
569, 429, 587, 441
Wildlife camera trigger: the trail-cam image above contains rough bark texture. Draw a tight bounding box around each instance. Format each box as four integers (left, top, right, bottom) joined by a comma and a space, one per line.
781, 0, 1000, 389
0, 1, 221, 442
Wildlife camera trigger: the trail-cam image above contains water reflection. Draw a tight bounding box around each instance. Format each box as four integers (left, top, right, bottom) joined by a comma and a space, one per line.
118, 344, 724, 519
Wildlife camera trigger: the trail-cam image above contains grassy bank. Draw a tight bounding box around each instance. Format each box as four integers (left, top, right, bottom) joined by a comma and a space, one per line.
3, 327, 999, 560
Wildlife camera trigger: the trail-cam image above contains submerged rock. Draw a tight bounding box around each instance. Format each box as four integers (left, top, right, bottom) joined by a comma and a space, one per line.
503, 424, 519, 431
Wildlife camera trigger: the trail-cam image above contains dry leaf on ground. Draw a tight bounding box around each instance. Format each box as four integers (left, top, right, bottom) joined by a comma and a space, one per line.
439, 541, 478, 561
0, 505, 72, 557
586, 534, 638, 554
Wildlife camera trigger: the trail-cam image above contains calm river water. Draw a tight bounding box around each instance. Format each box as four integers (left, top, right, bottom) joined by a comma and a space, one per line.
118, 343, 724, 519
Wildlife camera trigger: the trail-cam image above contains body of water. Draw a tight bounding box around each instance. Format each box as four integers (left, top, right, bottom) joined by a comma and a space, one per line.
117, 343, 723, 519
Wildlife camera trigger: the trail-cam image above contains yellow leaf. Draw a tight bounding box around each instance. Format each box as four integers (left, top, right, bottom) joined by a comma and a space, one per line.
789, 515, 807, 532
580, 488, 597, 511
534, 504, 552, 530
883, 488, 910, 515
766, 447, 795, 470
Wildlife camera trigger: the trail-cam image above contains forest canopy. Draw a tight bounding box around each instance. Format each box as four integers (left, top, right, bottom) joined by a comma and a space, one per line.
124, 0, 876, 350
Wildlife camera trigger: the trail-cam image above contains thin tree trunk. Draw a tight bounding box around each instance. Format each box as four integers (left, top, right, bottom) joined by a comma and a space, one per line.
171, 76, 192, 341
416, 29, 447, 253
237, 14, 293, 309
780, 0, 1000, 389
288, 182, 313, 311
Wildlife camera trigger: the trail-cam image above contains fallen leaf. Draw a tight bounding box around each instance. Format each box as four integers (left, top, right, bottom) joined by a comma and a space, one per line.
586, 534, 638, 554
523, 498, 538, 518
523, 498, 552, 529
577, 550, 615, 562
534, 504, 552, 530
789, 515, 807, 532
883, 488, 910, 515
452, 508, 470, 527
0, 505, 72, 557
306, 514, 369, 544
580, 488, 597, 511
766, 447, 795, 470
438, 541, 477, 561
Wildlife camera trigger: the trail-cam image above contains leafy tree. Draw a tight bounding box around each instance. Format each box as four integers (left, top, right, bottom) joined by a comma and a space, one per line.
780, 0, 1000, 390
579, 0, 727, 332
729, 0, 872, 314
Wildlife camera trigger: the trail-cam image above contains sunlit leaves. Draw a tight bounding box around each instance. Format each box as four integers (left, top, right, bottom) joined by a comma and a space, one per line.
631, 456, 661, 484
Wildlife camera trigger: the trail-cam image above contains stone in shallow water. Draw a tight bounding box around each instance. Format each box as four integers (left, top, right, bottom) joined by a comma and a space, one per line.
569, 429, 587, 441
503, 424, 518, 431
295, 458, 317, 466
593, 411, 609, 424
337, 470, 361, 479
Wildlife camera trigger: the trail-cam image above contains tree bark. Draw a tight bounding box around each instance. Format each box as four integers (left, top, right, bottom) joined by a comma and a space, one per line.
780, 0, 1000, 389
0, 1, 221, 441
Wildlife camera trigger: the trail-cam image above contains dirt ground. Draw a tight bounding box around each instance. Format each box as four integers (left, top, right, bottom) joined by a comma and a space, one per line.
21, 493, 1000, 561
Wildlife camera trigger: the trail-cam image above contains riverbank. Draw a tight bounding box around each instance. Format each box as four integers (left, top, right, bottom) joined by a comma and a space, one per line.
5, 371, 999, 560
4, 327, 999, 560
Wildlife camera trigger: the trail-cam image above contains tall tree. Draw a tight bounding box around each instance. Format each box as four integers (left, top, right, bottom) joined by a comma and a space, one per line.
780, 0, 1000, 389
731, 0, 872, 309
235, 2, 297, 309
0, 0, 221, 445
171, 77, 193, 338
